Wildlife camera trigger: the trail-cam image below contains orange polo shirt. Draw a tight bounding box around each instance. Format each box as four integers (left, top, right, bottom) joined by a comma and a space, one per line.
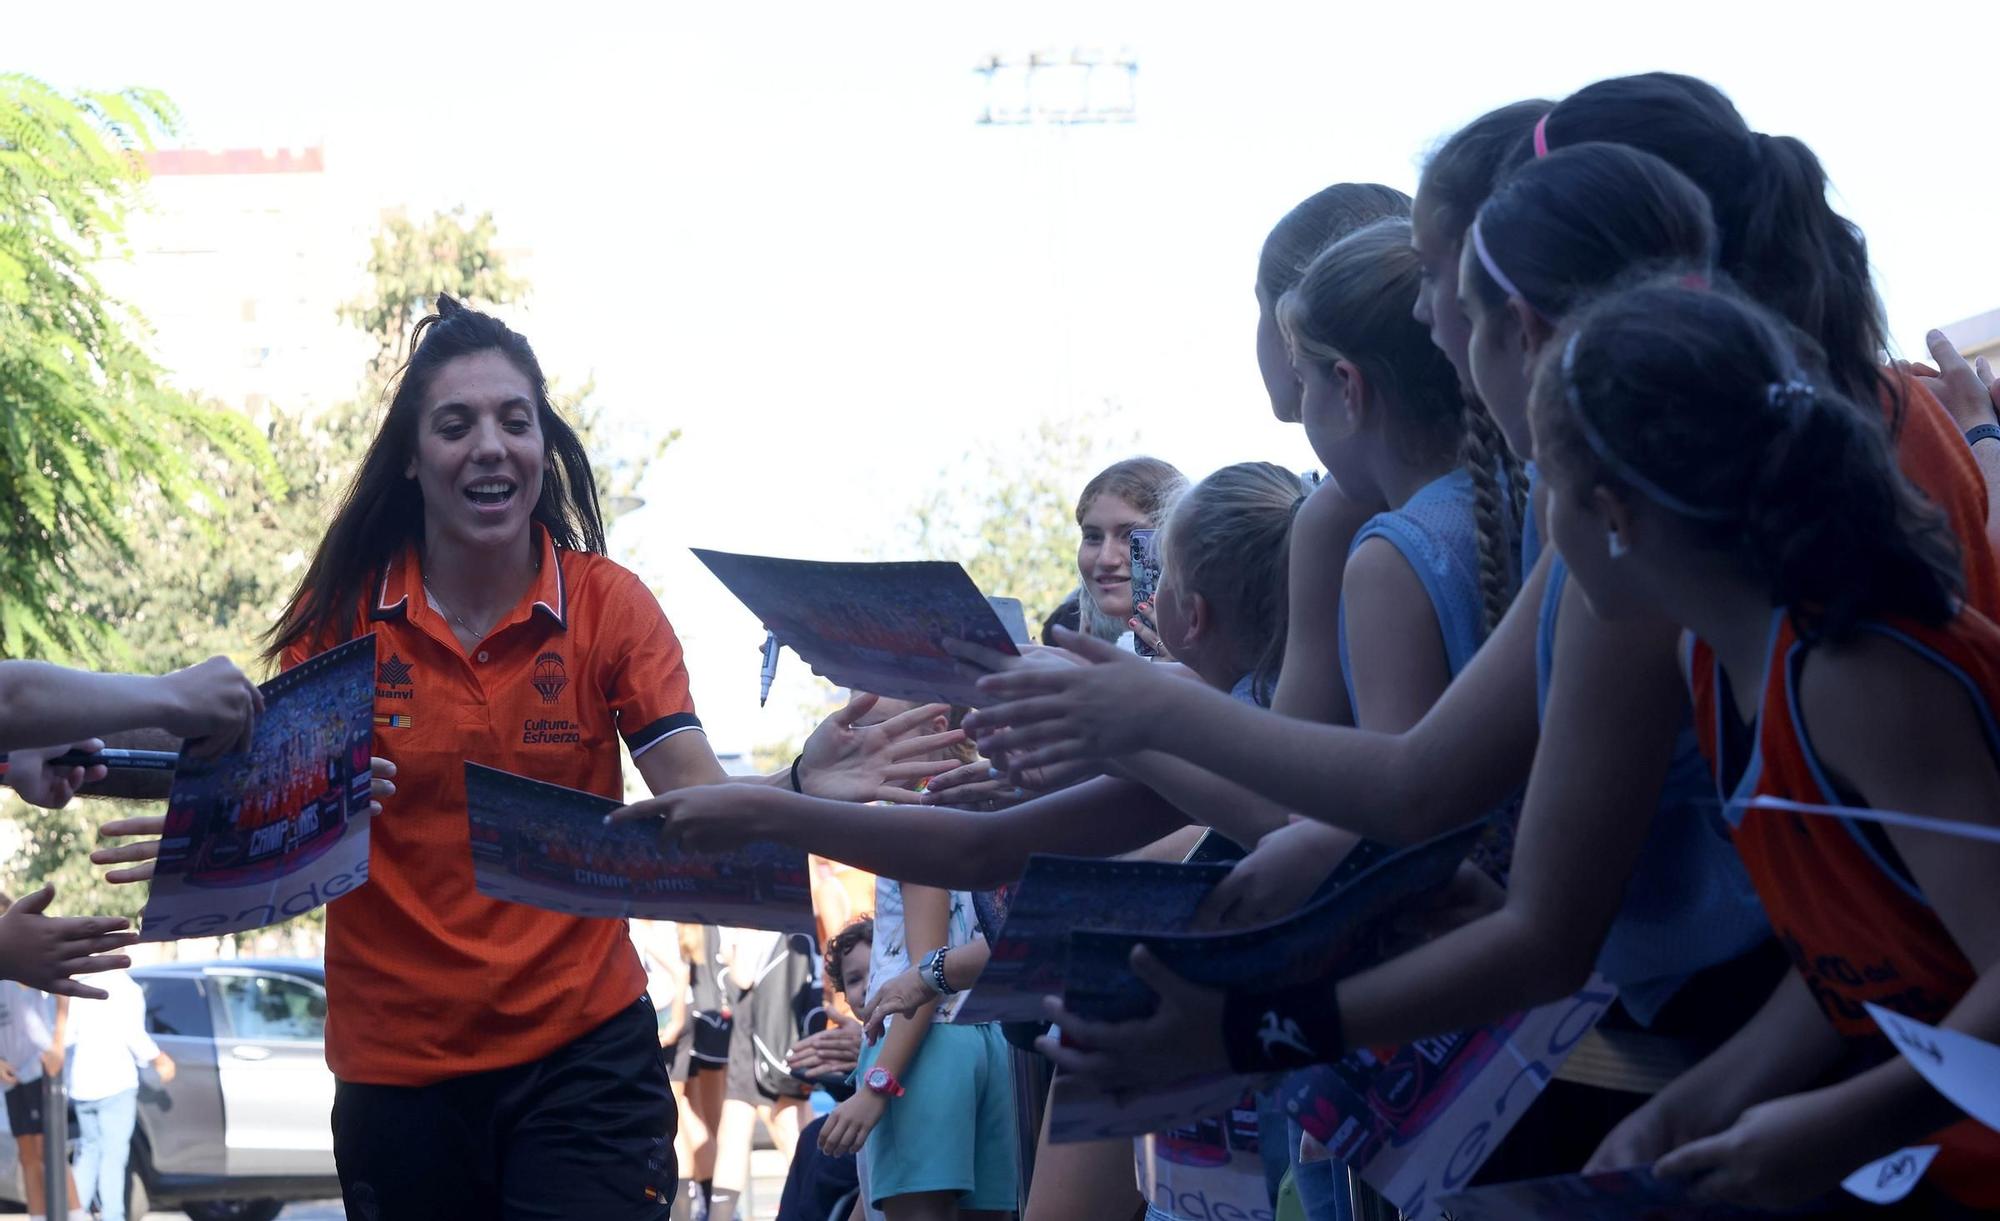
284, 527, 702, 1085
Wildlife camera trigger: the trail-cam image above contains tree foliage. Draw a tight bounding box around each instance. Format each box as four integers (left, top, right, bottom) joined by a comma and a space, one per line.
7, 202, 673, 932
339, 207, 526, 376
0, 74, 270, 661
905, 411, 1132, 638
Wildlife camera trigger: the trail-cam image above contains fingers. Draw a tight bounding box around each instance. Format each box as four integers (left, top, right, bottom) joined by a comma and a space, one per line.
1033, 1033, 1118, 1079
1001, 743, 1089, 779
864, 1010, 889, 1043
872, 787, 928, 806
884, 728, 969, 762
873, 701, 953, 740
1049, 623, 1129, 662
1652, 1132, 1726, 1183
971, 668, 1076, 705
941, 638, 1016, 673
370, 775, 397, 801
99, 814, 167, 838
830, 691, 882, 730
605, 798, 668, 825
47, 978, 112, 1001
1927, 328, 1973, 377
11, 884, 55, 916
90, 839, 163, 866
369, 757, 398, 780
1190, 881, 1242, 932
104, 861, 158, 884
57, 950, 134, 976
918, 760, 991, 795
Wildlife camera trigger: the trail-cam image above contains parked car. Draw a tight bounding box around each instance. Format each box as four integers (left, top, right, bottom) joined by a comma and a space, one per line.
0, 958, 339, 1221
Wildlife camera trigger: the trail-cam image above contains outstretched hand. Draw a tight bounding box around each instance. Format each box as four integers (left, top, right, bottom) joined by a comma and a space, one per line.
5, 739, 110, 809
1904, 329, 2000, 432
1034, 946, 1229, 1092
797, 693, 965, 804
610, 783, 774, 855
856, 965, 938, 1043
0, 885, 136, 1000
961, 627, 1169, 777
93, 756, 396, 883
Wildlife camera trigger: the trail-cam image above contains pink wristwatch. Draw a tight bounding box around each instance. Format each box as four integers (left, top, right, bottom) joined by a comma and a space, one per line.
863, 1066, 906, 1098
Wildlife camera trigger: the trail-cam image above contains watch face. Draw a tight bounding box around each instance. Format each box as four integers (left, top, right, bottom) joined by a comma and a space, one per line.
866, 1067, 890, 1090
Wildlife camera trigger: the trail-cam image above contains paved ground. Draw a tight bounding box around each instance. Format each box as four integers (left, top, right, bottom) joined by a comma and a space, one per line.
1, 1149, 792, 1220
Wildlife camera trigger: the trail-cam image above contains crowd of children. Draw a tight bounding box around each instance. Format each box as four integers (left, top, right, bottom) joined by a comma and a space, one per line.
4, 67, 2000, 1221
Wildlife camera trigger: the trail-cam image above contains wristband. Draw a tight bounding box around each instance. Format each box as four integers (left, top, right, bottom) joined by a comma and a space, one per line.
789, 754, 805, 794
1968, 423, 2000, 449
923, 946, 957, 996
1221, 982, 1345, 1073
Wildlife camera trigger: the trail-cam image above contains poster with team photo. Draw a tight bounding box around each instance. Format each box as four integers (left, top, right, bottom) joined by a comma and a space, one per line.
464, 763, 817, 936
140, 635, 377, 941
692, 550, 1022, 707
950, 855, 1235, 1025
1046, 822, 1487, 1141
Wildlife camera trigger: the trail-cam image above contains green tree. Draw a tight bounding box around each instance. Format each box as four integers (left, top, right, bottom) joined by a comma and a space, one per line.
0, 74, 268, 660
340, 207, 526, 376
8, 207, 674, 931
904, 412, 1131, 639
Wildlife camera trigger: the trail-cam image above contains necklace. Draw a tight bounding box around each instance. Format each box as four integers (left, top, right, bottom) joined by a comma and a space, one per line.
424, 579, 491, 641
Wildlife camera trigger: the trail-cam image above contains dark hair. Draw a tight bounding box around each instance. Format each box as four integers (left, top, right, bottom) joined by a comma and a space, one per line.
1466, 142, 1718, 320
825, 915, 874, 996
1257, 183, 1412, 303
1417, 99, 1551, 244
265, 296, 604, 661
1279, 219, 1519, 628
1540, 73, 1887, 410
1533, 282, 1958, 639
1158, 462, 1306, 703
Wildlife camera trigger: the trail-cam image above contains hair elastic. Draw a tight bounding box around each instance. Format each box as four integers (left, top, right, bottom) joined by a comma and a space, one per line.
1532, 113, 1552, 159
1470, 215, 1536, 315
1560, 331, 1735, 522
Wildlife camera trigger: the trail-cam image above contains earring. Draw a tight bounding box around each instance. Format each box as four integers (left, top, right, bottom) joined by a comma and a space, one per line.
1607, 529, 1628, 559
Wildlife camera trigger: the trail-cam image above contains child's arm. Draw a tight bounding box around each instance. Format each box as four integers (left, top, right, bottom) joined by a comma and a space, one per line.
819, 883, 953, 1159
1586, 970, 1845, 1172
617, 775, 1190, 891
860, 935, 992, 1041
1652, 637, 2000, 1209
42, 994, 70, 1079
967, 549, 1554, 844
0, 657, 261, 758
1103, 752, 1292, 849
1270, 484, 1372, 726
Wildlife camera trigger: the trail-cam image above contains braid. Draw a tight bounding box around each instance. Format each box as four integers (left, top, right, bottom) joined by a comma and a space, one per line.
1459, 399, 1522, 636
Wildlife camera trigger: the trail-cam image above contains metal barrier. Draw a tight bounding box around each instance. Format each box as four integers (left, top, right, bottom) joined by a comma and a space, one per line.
41, 1067, 68, 1221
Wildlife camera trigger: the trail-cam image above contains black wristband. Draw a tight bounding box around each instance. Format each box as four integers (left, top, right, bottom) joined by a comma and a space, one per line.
1968, 423, 2000, 449
1221, 982, 1345, 1073
789, 754, 805, 794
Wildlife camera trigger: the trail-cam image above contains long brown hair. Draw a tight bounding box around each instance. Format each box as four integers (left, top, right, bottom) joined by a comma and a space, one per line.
265, 296, 604, 661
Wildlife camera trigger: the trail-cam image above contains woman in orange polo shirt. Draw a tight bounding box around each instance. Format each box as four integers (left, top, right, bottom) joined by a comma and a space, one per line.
96, 296, 956, 1221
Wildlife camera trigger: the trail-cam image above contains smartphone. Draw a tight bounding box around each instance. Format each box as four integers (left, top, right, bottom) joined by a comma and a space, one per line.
1128, 528, 1163, 658
984, 596, 1031, 646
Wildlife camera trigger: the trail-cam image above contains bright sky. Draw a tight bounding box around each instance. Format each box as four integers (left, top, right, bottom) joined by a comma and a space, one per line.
18, 1, 2000, 752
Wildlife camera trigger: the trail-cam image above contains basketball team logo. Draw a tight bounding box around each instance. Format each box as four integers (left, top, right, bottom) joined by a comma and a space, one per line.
532, 652, 569, 703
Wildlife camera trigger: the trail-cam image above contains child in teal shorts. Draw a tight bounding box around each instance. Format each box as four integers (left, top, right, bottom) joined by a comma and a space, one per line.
818, 871, 1018, 1220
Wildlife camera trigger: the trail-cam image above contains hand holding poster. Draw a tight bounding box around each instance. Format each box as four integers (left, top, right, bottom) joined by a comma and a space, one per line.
140, 635, 378, 942
952, 855, 1234, 1025
692, 550, 1021, 707
464, 763, 817, 936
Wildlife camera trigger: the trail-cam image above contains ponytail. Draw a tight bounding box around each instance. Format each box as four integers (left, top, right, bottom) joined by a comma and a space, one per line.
1534, 282, 1958, 640
1460, 399, 1525, 634
1158, 463, 1305, 704
1540, 74, 1889, 412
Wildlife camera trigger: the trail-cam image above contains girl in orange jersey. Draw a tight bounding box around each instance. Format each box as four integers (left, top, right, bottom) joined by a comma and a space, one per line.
1533, 281, 2000, 1215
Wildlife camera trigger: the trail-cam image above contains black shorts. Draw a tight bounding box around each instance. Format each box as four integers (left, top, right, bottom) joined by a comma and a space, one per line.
686, 1009, 731, 1076
332, 997, 675, 1221
4, 1080, 45, 1136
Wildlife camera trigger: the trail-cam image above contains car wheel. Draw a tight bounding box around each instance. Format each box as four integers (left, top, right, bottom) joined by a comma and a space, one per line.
184, 1201, 286, 1221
